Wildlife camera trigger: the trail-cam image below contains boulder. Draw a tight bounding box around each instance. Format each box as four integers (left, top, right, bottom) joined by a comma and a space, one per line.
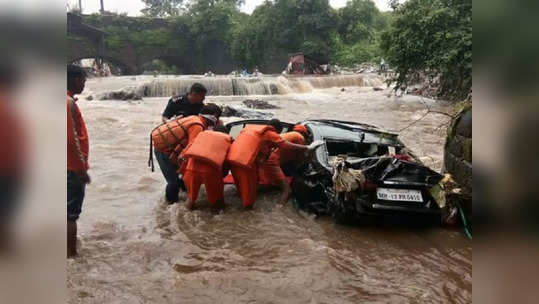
242, 99, 280, 109
443, 104, 472, 221
220, 105, 273, 119
97, 89, 143, 101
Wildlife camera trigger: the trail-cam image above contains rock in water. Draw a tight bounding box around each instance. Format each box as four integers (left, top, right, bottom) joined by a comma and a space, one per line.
242, 99, 280, 109
269, 84, 279, 95
443, 104, 472, 221
86, 95, 94, 101
97, 89, 143, 101
221, 106, 240, 117
220, 105, 273, 119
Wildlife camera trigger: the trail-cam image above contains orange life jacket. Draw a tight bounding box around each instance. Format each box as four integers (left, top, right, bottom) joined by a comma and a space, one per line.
281, 131, 305, 145
151, 115, 204, 153
276, 131, 306, 165
226, 124, 274, 168
182, 131, 233, 170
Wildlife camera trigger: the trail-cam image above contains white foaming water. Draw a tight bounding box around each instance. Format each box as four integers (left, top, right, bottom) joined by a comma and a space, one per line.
132, 74, 384, 97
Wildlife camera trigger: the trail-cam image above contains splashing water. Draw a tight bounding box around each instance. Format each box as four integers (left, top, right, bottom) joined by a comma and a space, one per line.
69, 76, 471, 304
130, 74, 384, 97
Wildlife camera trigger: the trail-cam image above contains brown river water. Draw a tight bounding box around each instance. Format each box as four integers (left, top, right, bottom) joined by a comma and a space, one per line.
67, 75, 471, 303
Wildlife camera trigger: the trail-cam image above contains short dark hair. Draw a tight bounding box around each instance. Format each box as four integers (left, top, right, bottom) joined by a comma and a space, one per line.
268, 119, 283, 133
67, 64, 86, 81
213, 125, 228, 133
190, 82, 207, 95
200, 103, 222, 117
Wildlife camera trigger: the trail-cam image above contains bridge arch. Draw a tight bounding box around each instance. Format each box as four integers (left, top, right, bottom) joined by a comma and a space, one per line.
69, 55, 135, 75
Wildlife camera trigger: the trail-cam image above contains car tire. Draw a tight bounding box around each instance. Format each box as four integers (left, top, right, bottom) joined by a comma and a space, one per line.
331, 202, 355, 225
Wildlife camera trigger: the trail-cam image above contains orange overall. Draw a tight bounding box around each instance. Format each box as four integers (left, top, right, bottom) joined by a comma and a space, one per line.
258, 130, 306, 185
181, 131, 232, 205
227, 125, 290, 207
182, 159, 225, 204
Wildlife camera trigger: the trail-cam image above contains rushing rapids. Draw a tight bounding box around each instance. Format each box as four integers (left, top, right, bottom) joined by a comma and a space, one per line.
68, 75, 471, 304
116, 74, 386, 97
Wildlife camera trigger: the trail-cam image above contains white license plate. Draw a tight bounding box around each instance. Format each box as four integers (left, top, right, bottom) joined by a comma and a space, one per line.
376, 188, 423, 202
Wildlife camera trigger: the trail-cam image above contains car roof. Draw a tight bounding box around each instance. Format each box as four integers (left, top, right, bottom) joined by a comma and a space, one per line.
225, 119, 403, 147
303, 119, 403, 146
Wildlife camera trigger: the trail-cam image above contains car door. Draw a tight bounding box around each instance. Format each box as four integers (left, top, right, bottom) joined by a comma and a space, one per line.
225, 120, 294, 138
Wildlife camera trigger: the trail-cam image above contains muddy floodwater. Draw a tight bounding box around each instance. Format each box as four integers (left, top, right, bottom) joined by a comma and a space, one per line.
67, 75, 471, 303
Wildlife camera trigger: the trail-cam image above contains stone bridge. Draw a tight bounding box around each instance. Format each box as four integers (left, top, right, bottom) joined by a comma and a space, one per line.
68, 12, 140, 74
67, 13, 236, 75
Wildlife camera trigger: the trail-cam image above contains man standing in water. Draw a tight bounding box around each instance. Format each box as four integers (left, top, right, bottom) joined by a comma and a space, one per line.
155, 83, 208, 204
161, 83, 207, 123
67, 64, 90, 258
153, 103, 222, 204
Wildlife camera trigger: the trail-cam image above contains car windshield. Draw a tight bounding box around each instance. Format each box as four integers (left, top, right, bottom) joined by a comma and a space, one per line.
325, 138, 398, 163
227, 121, 293, 139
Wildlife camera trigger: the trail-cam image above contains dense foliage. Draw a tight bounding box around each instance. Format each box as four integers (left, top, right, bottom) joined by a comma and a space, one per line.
80, 0, 472, 100
380, 0, 472, 100
82, 0, 389, 73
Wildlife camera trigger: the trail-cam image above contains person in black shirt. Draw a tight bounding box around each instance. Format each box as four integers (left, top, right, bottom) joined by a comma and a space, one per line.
162, 83, 207, 123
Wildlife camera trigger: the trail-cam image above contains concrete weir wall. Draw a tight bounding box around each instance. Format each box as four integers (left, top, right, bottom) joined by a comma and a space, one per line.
134, 74, 384, 97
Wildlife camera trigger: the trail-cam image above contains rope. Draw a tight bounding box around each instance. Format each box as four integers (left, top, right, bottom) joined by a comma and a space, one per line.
148, 132, 154, 172
457, 202, 472, 240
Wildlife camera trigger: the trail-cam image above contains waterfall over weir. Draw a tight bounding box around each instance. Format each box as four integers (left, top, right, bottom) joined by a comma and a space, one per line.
134, 74, 384, 97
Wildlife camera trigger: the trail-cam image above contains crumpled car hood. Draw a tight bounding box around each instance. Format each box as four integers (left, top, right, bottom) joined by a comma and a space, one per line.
346, 157, 443, 187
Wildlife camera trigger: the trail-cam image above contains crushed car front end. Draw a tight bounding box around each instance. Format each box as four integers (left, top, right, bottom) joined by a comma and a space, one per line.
292, 120, 443, 225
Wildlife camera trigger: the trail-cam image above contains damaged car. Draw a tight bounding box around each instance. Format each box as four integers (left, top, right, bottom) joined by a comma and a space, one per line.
225, 119, 443, 225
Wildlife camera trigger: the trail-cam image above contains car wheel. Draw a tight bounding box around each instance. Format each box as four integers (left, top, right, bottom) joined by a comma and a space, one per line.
331, 202, 356, 225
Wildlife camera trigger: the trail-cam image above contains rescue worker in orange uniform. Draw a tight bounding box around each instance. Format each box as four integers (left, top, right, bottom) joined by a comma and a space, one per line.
181, 126, 232, 211
258, 124, 311, 205
276, 124, 309, 165
227, 119, 324, 209
151, 104, 222, 204
67, 64, 90, 258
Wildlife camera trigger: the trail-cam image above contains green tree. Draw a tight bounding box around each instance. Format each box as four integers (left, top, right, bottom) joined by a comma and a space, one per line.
380, 0, 472, 100
332, 0, 388, 65
337, 0, 379, 43
231, 0, 337, 70
78, 0, 393, 74
186, 0, 244, 70
141, 0, 185, 17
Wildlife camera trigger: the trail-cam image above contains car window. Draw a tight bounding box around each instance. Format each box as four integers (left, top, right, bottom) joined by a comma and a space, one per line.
227, 121, 293, 139
229, 123, 245, 139
325, 139, 395, 160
